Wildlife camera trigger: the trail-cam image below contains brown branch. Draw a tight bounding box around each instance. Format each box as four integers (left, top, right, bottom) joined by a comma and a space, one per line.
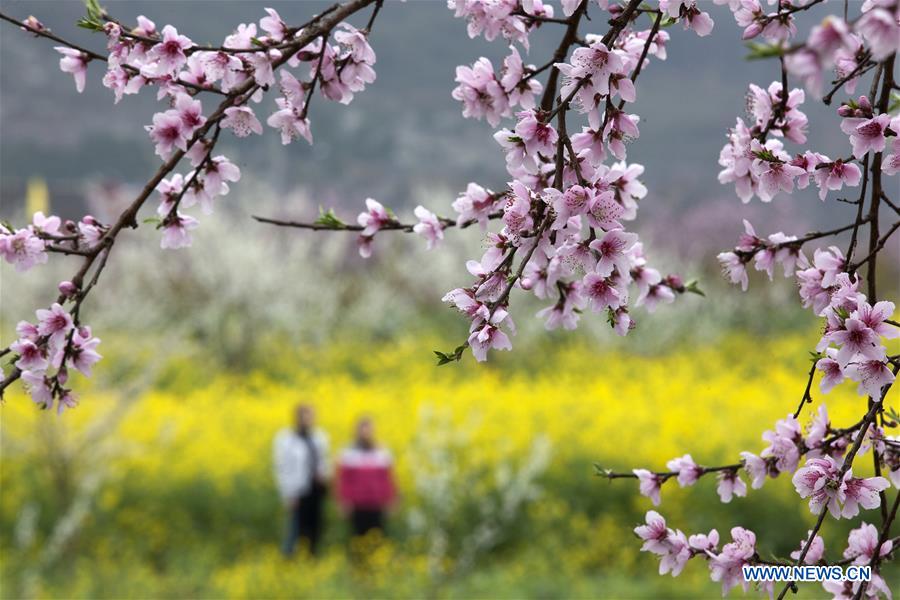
822, 56, 875, 106
0, 12, 226, 96
0, 12, 105, 61
252, 211, 502, 233
104, 3, 342, 55
850, 220, 900, 273
864, 54, 896, 301
846, 155, 871, 264
539, 0, 590, 112
792, 359, 818, 419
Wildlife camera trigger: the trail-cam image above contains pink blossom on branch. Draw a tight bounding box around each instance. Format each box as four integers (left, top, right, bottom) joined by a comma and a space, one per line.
221, 106, 263, 138
790, 530, 825, 565
716, 470, 747, 503
357, 198, 391, 237
36, 303, 74, 348
840, 111, 892, 159
666, 454, 702, 487
709, 527, 758, 595
10, 339, 49, 372
147, 110, 189, 159
633, 469, 662, 506
0, 227, 48, 272
160, 213, 199, 249
843, 522, 893, 566
147, 25, 192, 75
55, 47, 89, 92
793, 455, 890, 519
412, 206, 444, 250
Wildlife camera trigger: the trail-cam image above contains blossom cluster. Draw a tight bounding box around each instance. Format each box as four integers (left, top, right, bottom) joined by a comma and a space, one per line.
717, 0, 898, 205
621, 0, 899, 596
632, 405, 896, 513
355, 1, 696, 363
54, 8, 378, 247
154, 154, 241, 248
635, 511, 895, 597
443, 23, 689, 360
9, 302, 101, 415
2, 3, 382, 408
1, 212, 111, 409
449, 0, 555, 48
717, 86, 887, 204
718, 221, 897, 401
452, 48, 543, 126
0, 212, 106, 273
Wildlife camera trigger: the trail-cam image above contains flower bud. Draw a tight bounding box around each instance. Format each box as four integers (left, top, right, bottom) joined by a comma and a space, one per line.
741, 22, 763, 40
58, 280, 78, 298
665, 274, 684, 290
104, 22, 121, 42
22, 16, 45, 33
858, 95, 872, 113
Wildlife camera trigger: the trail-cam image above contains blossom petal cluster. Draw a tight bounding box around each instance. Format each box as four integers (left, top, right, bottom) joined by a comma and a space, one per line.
637, 510, 898, 597
12, 303, 100, 414
437, 4, 693, 361
4, 5, 383, 412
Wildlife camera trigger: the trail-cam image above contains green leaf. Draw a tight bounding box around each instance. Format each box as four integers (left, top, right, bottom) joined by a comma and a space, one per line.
684, 280, 705, 297
592, 464, 613, 477
142, 217, 162, 225
745, 42, 785, 61
434, 345, 466, 366
76, 17, 104, 31
313, 207, 346, 229
433, 350, 453, 366
77, 0, 106, 32
752, 148, 779, 162
888, 91, 900, 115
658, 17, 678, 29
83, 0, 104, 19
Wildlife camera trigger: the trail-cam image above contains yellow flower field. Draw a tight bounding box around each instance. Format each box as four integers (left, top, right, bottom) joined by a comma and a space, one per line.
0, 333, 895, 598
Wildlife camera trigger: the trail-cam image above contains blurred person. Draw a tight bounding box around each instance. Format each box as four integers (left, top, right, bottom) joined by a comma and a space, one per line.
336, 417, 397, 538
273, 404, 330, 556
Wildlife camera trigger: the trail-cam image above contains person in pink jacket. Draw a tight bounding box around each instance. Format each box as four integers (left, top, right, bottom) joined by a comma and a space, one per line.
336, 417, 397, 537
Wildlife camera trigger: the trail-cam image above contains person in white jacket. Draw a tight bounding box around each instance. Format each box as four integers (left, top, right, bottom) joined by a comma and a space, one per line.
273, 404, 330, 556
